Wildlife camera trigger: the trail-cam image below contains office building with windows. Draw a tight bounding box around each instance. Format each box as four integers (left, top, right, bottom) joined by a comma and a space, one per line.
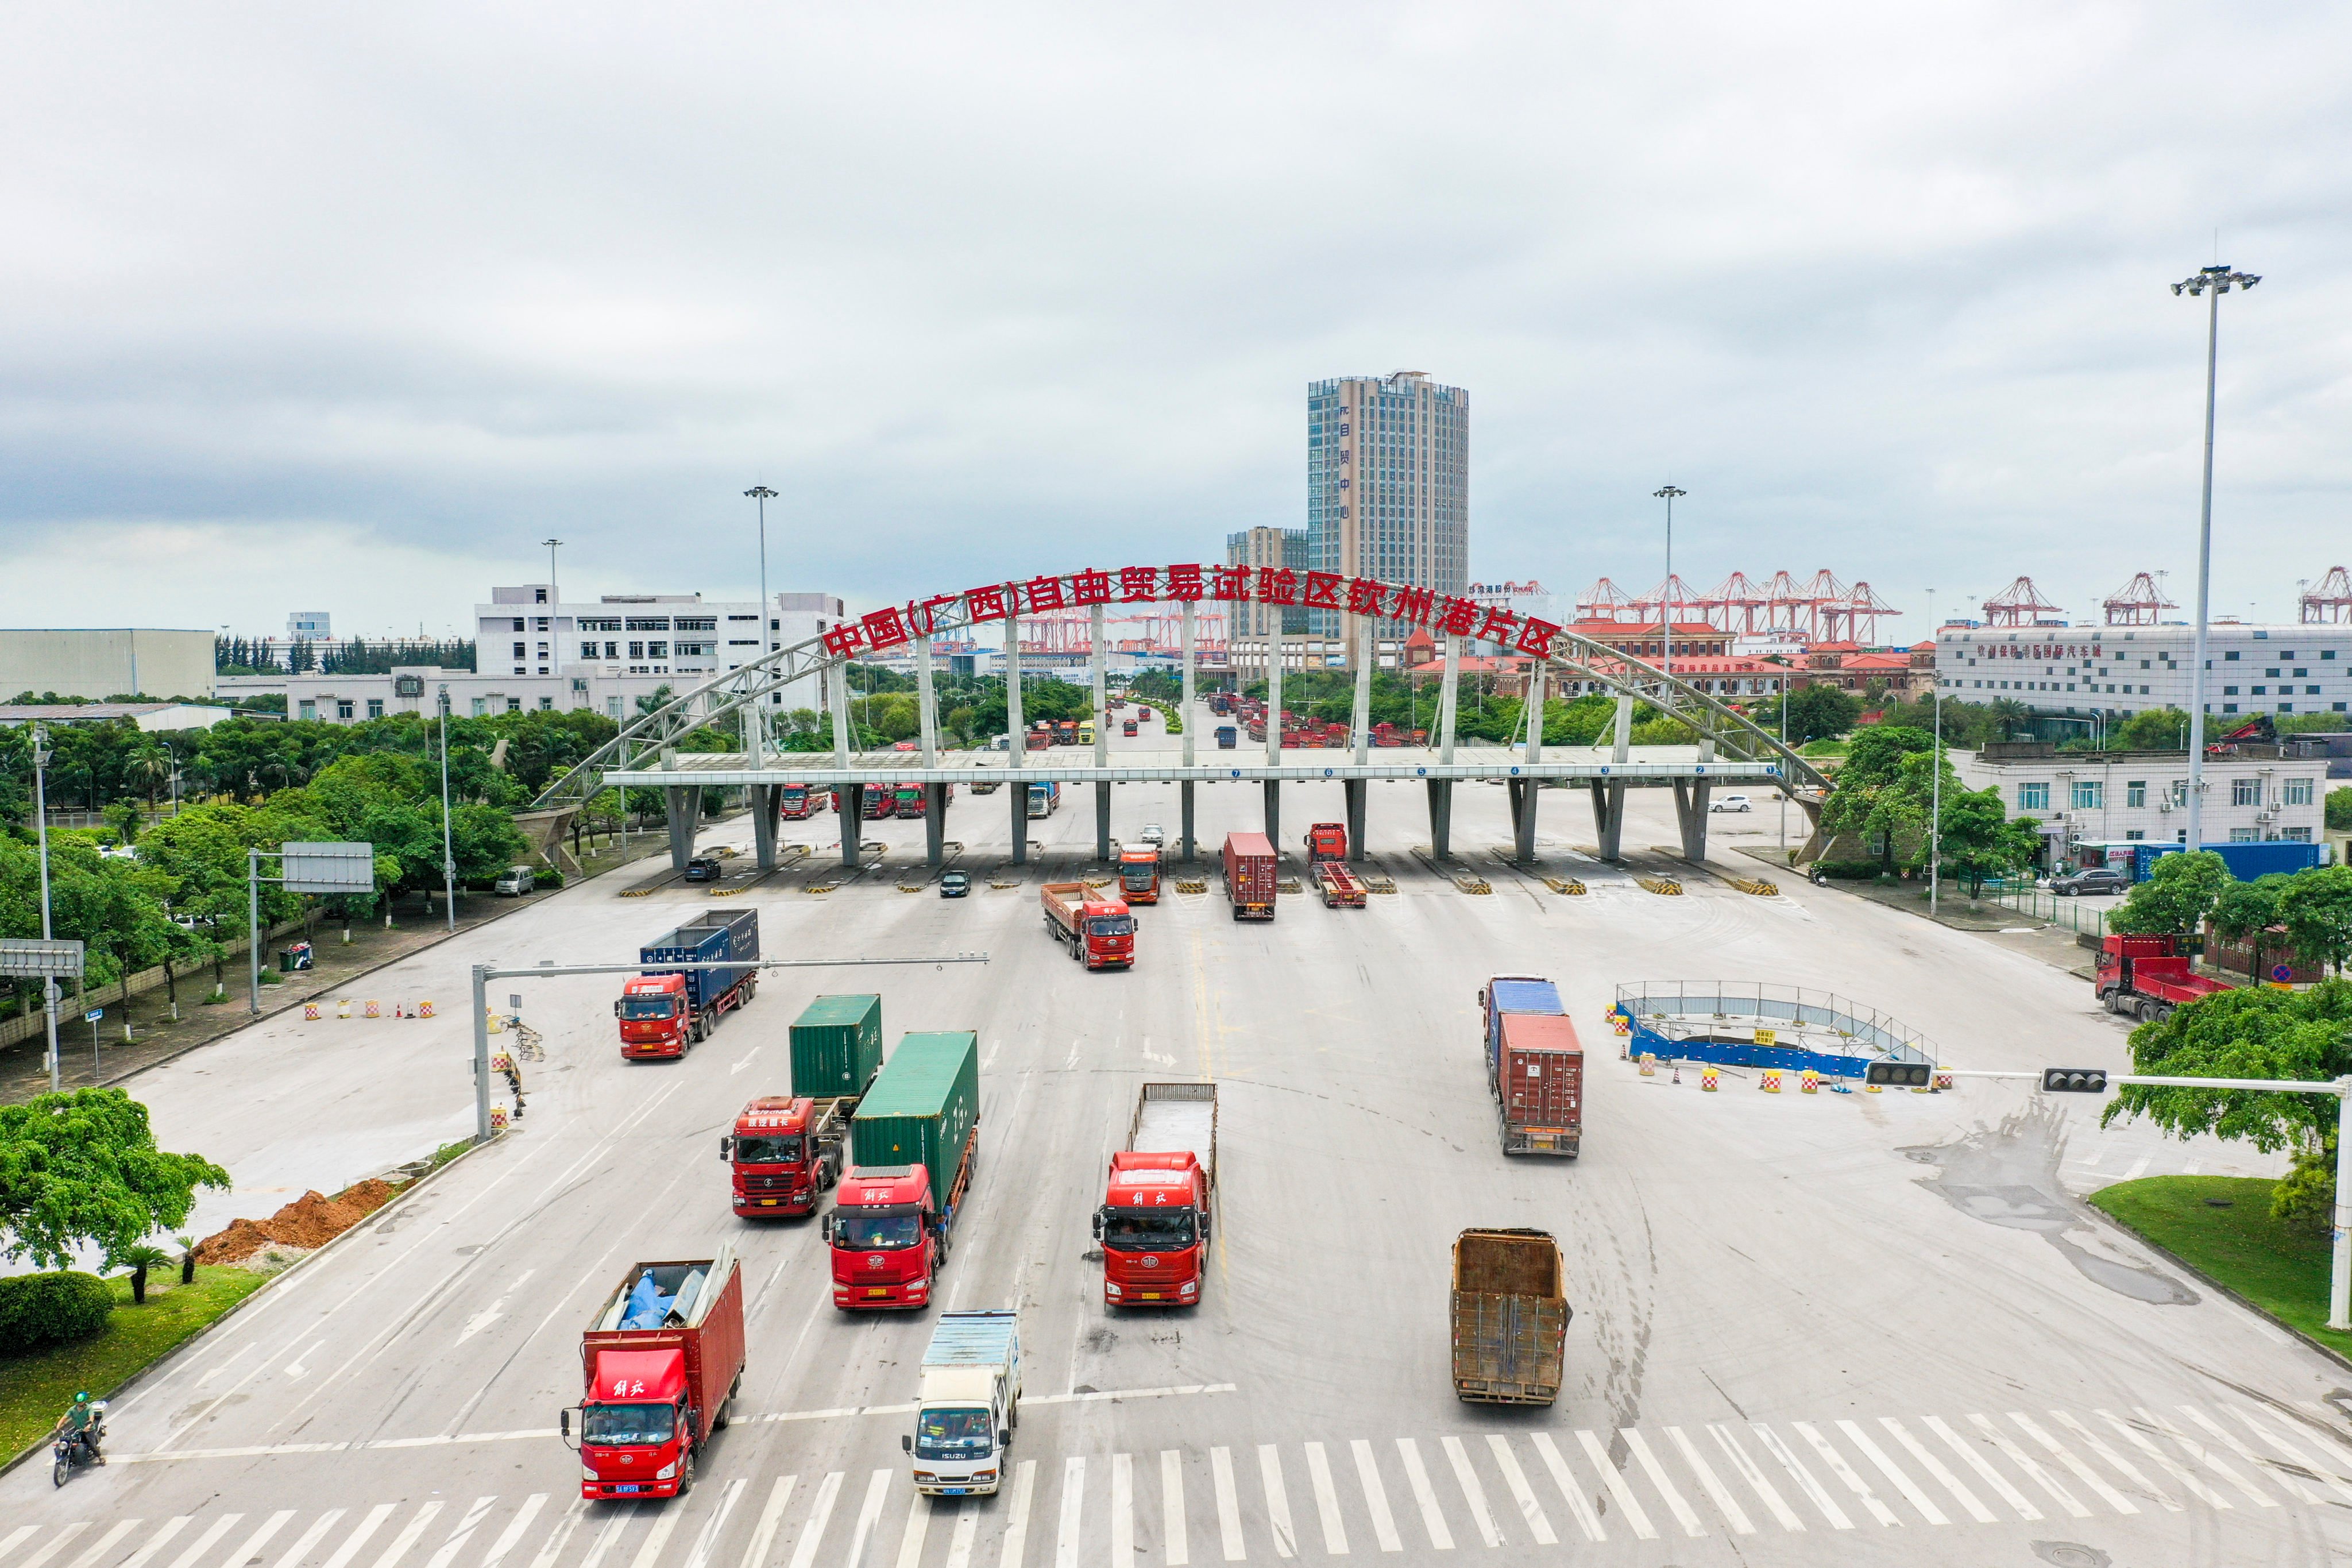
1307, 370, 1469, 646
1937, 622, 2352, 720
1952, 744, 2327, 861
1225, 527, 1310, 636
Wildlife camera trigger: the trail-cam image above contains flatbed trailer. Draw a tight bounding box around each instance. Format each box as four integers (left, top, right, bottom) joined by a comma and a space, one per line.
1313, 862, 1366, 907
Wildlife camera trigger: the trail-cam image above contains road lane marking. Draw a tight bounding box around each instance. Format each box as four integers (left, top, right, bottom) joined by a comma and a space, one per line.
1161, 1450, 1189, 1566
1878, 1419, 1992, 1523
789, 1476, 848, 1568
2232, 1407, 2352, 1505
165, 1509, 244, 1568
322, 1509, 399, 1568
628, 1504, 683, 1568
1705, 1426, 1798, 1532
1112, 1453, 1137, 1566
480, 1497, 548, 1568
1440, 1436, 1501, 1548
2095, 1409, 2229, 1508
1924, 1417, 2037, 1520
2140, 1406, 2276, 1507
2123, 1157, 2151, 1179
2046, 1411, 2167, 1510
1527, 1434, 1602, 1541
1836, 1421, 1944, 1524
423, 1499, 498, 1568
1664, 1427, 1751, 1534
893, 1492, 928, 1568
2, 1528, 42, 1562
999, 1461, 1036, 1568
1303, 1443, 1349, 1554
523, 1502, 585, 1568
1967, 1415, 2085, 1517
1349, 1440, 1403, 1552
1055, 1457, 1086, 1568
1793, 1423, 1897, 1527
845, 1472, 891, 1568
22, 1522, 94, 1568
284, 1342, 325, 1380
731, 1046, 760, 1073
1485, 1436, 1554, 1545
1257, 1445, 1296, 1559
1619, 1430, 1700, 1537
576, 1504, 635, 1568
1573, 1430, 1655, 1540
121, 1516, 192, 1568
738, 1478, 794, 1568
369, 1501, 442, 1568
222, 1512, 296, 1568
1750, 1426, 1848, 1529
941, 1503, 977, 1568
1210, 1447, 1246, 1561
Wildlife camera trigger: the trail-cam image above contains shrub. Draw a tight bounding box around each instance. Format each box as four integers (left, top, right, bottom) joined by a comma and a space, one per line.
0, 1270, 114, 1353
1809, 860, 1882, 880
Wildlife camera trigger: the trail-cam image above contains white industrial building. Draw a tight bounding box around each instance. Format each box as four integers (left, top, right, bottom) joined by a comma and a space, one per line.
0, 628, 217, 701
216, 585, 845, 725
1951, 745, 2328, 862
1937, 621, 2352, 720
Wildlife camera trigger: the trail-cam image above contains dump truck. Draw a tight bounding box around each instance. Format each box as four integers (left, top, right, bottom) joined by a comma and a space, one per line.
1094, 1083, 1216, 1309
829, 1032, 981, 1310
1313, 862, 1366, 908
1451, 1228, 1569, 1405
721, 1096, 847, 1217
904, 1310, 1022, 1496
1117, 844, 1162, 905
1042, 883, 1136, 968
565, 1246, 747, 1499
1215, 725, 1238, 750
1027, 781, 1061, 818
616, 911, 760, 1059
2096, 933, 2233, 1022
1222, 832, 1277, 921
1304, 822, 1347, 864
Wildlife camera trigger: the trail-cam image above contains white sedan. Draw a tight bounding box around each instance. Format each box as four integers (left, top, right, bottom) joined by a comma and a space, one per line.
1140, 823, 1166, 844
1708, 794, 1754, 813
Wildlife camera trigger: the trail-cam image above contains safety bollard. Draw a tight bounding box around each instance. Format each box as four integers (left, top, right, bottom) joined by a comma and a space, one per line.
1639, 1052, 1656, 1078
1700, 1065, 1718, 1092
363, 999, 379, 1018
337, 999, 352, 1019
1934, 1068, 1953, 1091
1761, 1068, 1782, 1094
303, 1002, 320, 1021
489, 1104, 509, 1133
420, 1000, 435, 1018
1801, 1068, 1819, 1094
1865, 1080, 1882, 1093
487, 1011, 505, 1034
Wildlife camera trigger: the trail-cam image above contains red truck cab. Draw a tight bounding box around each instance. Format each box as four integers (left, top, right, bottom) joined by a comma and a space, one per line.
617, 975, 694, 1059
1095, 1154, 1208, 1307
2097, 933, 2231, 1022
1304, 823, 1346, 863
827, 1165, 944, 1310
566, 1250, 746, 1501
1118, 847, 1161, 905
721, 1097, 844, 1217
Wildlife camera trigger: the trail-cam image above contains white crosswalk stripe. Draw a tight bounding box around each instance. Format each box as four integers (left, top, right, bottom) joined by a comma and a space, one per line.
26, 1396, 2352, 1568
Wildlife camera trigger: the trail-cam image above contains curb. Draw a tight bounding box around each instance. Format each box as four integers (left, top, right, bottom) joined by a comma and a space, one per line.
0, 1131, 505, 1479
2078, 1194, 2352, 1378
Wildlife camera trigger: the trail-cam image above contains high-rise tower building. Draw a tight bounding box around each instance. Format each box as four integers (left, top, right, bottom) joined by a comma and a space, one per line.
1307, 370, 1469, 643
1225, 527, 1310, 636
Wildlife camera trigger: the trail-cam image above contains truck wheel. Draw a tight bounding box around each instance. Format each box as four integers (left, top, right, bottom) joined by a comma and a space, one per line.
713, 1396, 730, 1430
677, 1450, 695, 1494
2137, 1001, 2158, 1024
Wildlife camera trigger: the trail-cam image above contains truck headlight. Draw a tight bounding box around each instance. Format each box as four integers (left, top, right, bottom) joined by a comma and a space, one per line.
1179, 1280, 1198, 1297
582, 1465, 600, 1480
1104, 1282, 1123, 1299
654, 1460, 677, 1480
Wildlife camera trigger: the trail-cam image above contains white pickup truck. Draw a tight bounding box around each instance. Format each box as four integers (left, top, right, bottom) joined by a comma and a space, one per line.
902, 1310, 1022, 1496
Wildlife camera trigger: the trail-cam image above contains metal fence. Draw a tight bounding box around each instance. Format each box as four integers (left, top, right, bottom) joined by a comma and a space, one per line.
1979, 882, 2111, 939
1611, 981, 1936, 1067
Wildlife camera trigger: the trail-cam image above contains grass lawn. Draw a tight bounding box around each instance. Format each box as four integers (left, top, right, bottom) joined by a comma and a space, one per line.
2090, 1175, 2352, 1358
0, 1266, 269, 1460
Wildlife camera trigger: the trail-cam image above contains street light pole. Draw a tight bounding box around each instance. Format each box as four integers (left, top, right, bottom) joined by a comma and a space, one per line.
33, 722, 59, 1091
1929, 589, 1942, 916
1653, 485, 1685, 683
2173, 262, 2259, 856
439, 685, 457, 932
745, 485, 778, 765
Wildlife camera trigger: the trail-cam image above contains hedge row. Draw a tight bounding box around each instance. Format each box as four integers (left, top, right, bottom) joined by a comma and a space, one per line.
0, 1270, 114, 1354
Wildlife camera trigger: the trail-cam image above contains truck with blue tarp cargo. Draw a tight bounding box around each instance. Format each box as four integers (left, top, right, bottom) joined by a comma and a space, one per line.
564, 1244, 746, 1500
615, 910, 760, 1059
826, 1031, 982, 1310
903, 1309, 1022, 1495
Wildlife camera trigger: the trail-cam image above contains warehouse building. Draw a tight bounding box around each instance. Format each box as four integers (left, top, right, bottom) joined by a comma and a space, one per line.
1937, 623, 2352, 719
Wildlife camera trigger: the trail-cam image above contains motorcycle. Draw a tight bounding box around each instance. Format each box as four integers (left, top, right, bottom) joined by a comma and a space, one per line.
52, 1404, 106, 1486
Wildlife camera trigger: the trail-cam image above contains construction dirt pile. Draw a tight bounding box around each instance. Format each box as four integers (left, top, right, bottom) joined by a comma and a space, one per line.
195, 1178, 403, 1265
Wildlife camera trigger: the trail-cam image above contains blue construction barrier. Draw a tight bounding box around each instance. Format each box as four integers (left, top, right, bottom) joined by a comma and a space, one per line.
1609, 984, 1936, 1081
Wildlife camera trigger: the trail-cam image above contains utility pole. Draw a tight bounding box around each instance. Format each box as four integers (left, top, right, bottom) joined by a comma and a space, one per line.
1928, 589, 1942, 916
745, 486, 778, 765
2172, 262, 2260, 855
1653, 485, 1686, 682
439, 685, 457, 932
33, 722, 59, 1091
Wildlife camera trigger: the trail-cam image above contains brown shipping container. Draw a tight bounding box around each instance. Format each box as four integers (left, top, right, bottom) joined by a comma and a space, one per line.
1222, 832, 1277, 919
1497, 1013, 1582, 1156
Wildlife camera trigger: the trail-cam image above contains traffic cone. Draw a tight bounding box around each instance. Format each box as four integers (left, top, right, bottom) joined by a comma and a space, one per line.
1671, 1064, 1682, 1084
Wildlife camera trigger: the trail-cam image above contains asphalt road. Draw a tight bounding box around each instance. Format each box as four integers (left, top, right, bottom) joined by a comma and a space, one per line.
9, 702, 2340, 1568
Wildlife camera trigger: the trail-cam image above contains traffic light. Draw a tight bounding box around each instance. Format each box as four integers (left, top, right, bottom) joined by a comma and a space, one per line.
2042, 1068, 2110, 1094
1865, 1061, 1933, 1088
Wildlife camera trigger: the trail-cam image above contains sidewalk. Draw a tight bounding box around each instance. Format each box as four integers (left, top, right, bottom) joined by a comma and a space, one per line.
0, 827, 678, 1104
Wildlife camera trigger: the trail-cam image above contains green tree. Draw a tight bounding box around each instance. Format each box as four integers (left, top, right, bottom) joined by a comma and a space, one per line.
2107, 849, 2231, 937
2210, 874, 2292, 983
2110, 707, 2192, 752
2280, 864, 2352, 976
0, 1089, 230, 1270
1753, 685, 1862, 746
1815, 726, 1935, 871
1936, 781, 2042, 894
2327, 786, 2352, 833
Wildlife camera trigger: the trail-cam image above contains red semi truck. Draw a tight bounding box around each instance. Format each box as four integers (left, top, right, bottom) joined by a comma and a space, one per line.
827, 1033, 980, 1311
721, 1096, 848, 1218
778, 784, 818, 820
1042, 883, 1136, 968
1304, 822, 1346, 863
1480, 976, 1582, 1156
1222, 832, 1277, 921
1094, 1083, 1217, 1309
2096, 934, 2232, 1022
565, 1247, 746, 1500
616, 912, 760, 1059
1118, 845, 1162, 905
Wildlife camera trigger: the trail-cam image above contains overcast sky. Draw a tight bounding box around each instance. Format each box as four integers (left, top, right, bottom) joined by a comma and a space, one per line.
4, 3, 2347, 643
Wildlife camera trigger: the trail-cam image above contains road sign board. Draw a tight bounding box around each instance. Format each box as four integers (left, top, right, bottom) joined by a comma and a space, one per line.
282, 841, 376, 894
0, 938, 85, 978
1754, 1028, 1777, 1046
84, 1009, 103, 1023
2272, 964, 2294, 983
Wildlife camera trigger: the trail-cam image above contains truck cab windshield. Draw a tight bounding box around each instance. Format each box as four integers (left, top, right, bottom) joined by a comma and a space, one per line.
733, 1135, 803, 1164
1121, 870, 1153, 890
914, 1406, 994, 1459
1102, 1208, 1197, 1251
582, 1401, 677, 1446
619, 997, 677, 1021
834, 1209, 924, 1250
1086, 917, 1134, 938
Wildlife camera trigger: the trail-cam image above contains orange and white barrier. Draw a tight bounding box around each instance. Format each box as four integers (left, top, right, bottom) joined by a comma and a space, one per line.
489, 1105, 510, 1132
419, 1000, 435, 1018
337, 999, 352, 1019
1760, 1068, 1782, 1094
1638, 1052, 1656, 1077
1800, 1068, 1819, 1095
1700, 1065, 1718, 1092
303, 1002, 321, 1021
1934, 1068, 1953, 1091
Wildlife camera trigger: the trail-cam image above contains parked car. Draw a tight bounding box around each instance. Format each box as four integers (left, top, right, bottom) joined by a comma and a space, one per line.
2049, 867, 2129, 897
493, 866, 536, 897
1140, 824, 1165, 845
682, 856, 724, 883
1708, 794, 1754, 813
939, 870, 972, 898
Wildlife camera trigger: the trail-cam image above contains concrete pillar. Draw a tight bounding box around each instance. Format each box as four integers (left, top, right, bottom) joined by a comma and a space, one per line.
1009, 782, 1028, 866
841, 784, 864, 868
1096, 781, 1113, 863
1265, 630, 1283, 765
1674, 779, 1712, 862
1612, 692, 1634, 763
1262, 778, 1281, 855
1352, 622, 1374, 764
1438, 635, 1461, 763
1427, 779, 1453, 861
1090, 602, 1109, 770
1180, 601, 1196, 768
1514, 778, 1539, 864
829, 658, 855, 769
926, 782, 947, 867
1589, 780, 1626, 862
1004, 610, 1025, 748
1180, 781, 1196, 864
1525, 667, 1544, 765
1345, 778, 1367, 862
752, 784, 780, 870
915, 634, 938, 767
666, 788, 700, 871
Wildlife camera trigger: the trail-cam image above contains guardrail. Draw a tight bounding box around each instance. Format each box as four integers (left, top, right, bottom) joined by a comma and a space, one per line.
1611, 981, 1936, 1068
1979, 882, 2112, 939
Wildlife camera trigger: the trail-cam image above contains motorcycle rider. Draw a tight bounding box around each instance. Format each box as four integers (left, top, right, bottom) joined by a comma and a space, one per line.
54, 1391, 104, 1464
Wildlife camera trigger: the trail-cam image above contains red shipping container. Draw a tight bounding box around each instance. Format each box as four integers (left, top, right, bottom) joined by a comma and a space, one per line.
1497, 1013, 1582, 1157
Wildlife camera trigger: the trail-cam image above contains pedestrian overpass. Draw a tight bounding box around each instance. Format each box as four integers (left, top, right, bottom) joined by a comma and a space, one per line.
530, 563, 1830, 873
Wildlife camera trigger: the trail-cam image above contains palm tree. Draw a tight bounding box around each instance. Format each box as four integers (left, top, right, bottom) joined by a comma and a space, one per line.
113, 1243, 173, 1305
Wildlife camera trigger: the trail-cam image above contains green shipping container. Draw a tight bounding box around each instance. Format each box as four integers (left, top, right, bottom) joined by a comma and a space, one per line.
791, 994, 884, 1099
851, 1031, 981, 1211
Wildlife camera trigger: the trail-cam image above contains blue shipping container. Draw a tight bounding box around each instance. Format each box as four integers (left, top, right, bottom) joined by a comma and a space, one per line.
1482, 978, 1565, 1083
2132, 842, 2323, 884
642, 910, 760, 1010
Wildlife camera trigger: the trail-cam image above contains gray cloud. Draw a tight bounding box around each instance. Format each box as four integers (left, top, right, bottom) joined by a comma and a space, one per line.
3, 3, 2347, 635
